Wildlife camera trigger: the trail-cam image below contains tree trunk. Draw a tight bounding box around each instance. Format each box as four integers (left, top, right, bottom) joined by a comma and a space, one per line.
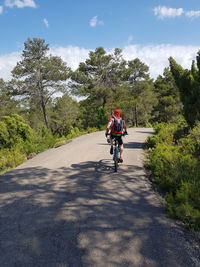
41, 95, 48, 128
134, 104, 138, 127
38, 68, 49, 128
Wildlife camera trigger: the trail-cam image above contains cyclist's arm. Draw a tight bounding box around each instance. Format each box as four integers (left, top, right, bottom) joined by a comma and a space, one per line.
105, 120, 113, 135
123, 120, 128, 134
123, 120, 127, 131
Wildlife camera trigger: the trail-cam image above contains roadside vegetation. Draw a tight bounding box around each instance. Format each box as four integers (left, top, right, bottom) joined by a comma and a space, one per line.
0, 113, 97, 173
145, 52, 200, 235
145, 122, 200, 234
0, 38, 200, 234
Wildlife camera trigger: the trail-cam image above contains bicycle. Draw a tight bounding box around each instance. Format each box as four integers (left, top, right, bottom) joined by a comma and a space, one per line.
107, 133, 127, 172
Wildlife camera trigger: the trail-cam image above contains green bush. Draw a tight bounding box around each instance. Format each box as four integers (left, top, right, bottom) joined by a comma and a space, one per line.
0, 121, 9, 149
1, 114, 34, 148
147, 143, 181, 191
0, 114, 98, 173
166, 180, 200, 230
145, 122, 200, 233
145, 123, 178, 149
86, 127, 98, 133
145, 135, 160, 149
0, 144, 26, 173
0, 115, 57, 172
188, 121, 200, 156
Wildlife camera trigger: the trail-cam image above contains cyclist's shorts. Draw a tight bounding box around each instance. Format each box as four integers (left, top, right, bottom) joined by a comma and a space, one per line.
111, 134, 123, 145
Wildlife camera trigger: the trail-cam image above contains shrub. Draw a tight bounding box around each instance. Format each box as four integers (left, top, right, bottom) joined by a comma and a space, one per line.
0, 114, 98, 173
0, 121, 9, 149
166, 180, 200, 230
0, 144, 26, 173
188, 121, 200, 156
145, 122, 200, 233
145, 123, 178, 149
1, 114, 34, 148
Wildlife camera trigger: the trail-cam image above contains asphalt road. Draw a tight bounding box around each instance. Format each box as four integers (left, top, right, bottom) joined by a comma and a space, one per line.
0, 128, 199, 267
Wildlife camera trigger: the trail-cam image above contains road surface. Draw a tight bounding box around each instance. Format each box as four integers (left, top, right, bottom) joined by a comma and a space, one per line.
0, 128, 199, 267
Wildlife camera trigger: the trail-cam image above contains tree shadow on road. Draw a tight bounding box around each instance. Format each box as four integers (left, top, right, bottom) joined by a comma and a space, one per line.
0, 162, 198, 267
124, 141, 144, 149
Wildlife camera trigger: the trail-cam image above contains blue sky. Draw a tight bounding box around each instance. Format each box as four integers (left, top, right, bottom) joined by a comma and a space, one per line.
0, 0, 200, 80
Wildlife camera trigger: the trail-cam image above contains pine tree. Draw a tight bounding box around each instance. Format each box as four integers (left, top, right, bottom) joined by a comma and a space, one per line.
169, 52, 200, 127
11, 38, 70, 128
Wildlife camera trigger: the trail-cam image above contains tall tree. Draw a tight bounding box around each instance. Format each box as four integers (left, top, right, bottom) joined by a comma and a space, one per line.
70, 47, 126, 127
169, 52, 200, 127
50, 94, 79, 135
122, 58, 155, 126
71, 47, 156, 127
153, 67, 183, 123
11, 38, 70, 128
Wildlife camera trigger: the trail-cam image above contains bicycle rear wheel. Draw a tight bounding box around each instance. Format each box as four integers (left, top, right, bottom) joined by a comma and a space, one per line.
114, 147, 119, 172
114, 158, 118, 172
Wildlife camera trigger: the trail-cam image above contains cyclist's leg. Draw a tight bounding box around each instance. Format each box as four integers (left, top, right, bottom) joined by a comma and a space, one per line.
118, 136, 124, 162
120, 144, 124, 156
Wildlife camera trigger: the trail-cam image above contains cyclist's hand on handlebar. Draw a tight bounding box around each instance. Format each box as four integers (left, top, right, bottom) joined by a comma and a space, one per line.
123, 131, 128, 135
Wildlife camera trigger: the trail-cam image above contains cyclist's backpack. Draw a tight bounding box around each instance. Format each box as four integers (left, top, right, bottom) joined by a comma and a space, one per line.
113, 117, 123, 132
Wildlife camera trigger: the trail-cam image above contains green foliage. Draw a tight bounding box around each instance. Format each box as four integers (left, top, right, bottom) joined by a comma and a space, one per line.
145, 123, 200, 232
0, 114, 56, 173
50, 94, 79, 136
0, 144, 26, 173
166, 180, 200, 231
0, 114, 34, 149
188, 121, 200, 156
145, 123, 178, 149
23, 126, 56, 155
169, 53, 200, 127
153, 68, 183, 123
70, 47, 156, 128
0, 78, 20, 117
0, 113, 98, 173
0, 121, 9, 148
11, 38, 71, 128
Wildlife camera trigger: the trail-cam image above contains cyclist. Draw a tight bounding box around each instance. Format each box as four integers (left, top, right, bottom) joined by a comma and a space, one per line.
105, 109, 128, 163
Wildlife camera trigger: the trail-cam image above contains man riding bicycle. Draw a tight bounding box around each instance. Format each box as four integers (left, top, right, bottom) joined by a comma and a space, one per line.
105, 109, 128, 163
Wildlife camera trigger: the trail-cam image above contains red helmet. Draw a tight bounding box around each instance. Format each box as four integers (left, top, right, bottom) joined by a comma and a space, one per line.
114, 109, 121, 116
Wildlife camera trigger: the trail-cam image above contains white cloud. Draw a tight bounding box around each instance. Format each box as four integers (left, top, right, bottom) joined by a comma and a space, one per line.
122, 44, 198, 78
154, 6, 200, 20
89, 16, 104, 27
50, 46, 90, 71
4, 0, 36, 8
0, 6, 3, 14
0, 44, 199, 81
127, 35, 133, 44
51, 45, 199, 79
43, 18, 49, 28
0, 52, 21, 80
185, 10, 200, 18
90, 16, 97, 27
154, 6, 184, 19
